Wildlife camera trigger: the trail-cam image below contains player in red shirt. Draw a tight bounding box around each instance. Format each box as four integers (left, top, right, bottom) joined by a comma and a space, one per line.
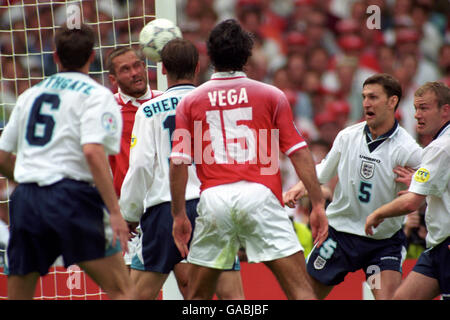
106, 47, 161, 197
170, 19, 328, 300
105, 47, 161, 271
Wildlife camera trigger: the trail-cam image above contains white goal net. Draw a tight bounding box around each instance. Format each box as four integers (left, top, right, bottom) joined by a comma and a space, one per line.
0, 0, 172, 300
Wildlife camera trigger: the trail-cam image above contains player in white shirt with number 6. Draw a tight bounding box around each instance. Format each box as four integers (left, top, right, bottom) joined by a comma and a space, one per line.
0, 24, 135, 300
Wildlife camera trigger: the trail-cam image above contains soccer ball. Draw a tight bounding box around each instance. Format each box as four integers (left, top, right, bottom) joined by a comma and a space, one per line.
139, 18, 182, 62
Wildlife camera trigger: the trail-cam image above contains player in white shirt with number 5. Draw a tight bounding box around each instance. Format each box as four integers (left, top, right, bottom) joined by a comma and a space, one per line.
285, 73, 423, 299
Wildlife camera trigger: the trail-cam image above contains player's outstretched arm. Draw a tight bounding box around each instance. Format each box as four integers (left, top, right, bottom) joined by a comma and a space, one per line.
169, 159, 192, 258
83, 143, 129, 253
283, 180, 306, 208
289, 148, 328, 247
365, 191, 426, 236
0, 150, 16, 181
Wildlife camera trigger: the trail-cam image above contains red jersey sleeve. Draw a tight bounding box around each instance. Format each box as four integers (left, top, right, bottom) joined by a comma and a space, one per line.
273, 92, 307, 155
170, 97, 193, 163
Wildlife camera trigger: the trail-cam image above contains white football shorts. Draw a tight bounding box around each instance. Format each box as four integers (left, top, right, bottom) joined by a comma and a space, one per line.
187, 181, 303, 269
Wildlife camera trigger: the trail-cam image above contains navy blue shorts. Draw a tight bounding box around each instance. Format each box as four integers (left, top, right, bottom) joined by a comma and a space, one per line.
131, 199, 241, 274
131, 199, 199, 274
306, 226, 406, 286
7, 179, 121, 276
413, 237, 450, 299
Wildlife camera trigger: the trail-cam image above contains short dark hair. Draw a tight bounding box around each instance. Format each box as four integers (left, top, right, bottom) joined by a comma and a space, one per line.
54, 24, 95, 71
105, 47, 144, 75
161, 38, 198, 81
363, 73, 402, 110
206, 19, 253, 72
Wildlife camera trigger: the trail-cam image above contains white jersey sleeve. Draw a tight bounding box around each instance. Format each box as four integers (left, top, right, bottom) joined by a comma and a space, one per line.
315, 130, 342, 184
80, 87, 122, 155
119, 105, 156, 222
410, 145, 448, 197
409, 127, 450, 248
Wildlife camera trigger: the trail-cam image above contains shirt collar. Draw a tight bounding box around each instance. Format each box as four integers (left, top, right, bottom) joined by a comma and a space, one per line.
432, 121, 450, 140
364, 119, 399, 141
166, 83, 196, 93
118, 86, 153, 105
364, 120, 399, 152
211, 71, 247, 80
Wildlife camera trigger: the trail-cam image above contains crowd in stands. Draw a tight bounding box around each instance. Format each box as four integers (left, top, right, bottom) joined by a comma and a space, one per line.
177, 0, 449, 145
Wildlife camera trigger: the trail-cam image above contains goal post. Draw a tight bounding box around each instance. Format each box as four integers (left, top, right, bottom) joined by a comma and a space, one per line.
154, 0, 184, 301
154, 0, 177, 92
0, 0, 178, 300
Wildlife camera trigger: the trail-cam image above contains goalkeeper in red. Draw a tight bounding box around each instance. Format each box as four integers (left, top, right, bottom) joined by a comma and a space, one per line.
170, 19, 328, 300
105, 47, 161, 198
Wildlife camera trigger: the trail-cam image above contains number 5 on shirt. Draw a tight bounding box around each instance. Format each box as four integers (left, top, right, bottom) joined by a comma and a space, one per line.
206, 107, 256, 163
358, 181, 372, 203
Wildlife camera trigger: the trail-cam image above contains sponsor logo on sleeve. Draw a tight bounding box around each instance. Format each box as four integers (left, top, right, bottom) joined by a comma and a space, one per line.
101, 112, 118, 134
130, 134, 137, 148
414, 168, 430, 183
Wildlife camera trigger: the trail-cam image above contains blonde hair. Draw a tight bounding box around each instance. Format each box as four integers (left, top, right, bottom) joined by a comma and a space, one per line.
105, 47, 144, 75
414, 82, 450, 108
